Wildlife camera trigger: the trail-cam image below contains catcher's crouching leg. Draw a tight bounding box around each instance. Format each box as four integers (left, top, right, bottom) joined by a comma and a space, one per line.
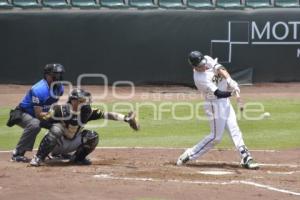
70, 130, 99, 165
30, 124, 65, 166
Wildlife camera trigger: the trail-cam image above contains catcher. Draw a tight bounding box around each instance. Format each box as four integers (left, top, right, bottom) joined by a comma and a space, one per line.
30, 88, 139, 166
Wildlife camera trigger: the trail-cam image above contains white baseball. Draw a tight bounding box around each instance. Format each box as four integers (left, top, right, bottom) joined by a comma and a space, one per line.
263, 112, 271, 118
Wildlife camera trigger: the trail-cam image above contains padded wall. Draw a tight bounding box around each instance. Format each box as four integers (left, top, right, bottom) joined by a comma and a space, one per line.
0, 9, 299, 84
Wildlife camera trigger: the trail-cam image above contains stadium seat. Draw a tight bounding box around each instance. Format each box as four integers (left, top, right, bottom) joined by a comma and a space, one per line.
216, 0, 244, 9
71, 0, 100, 8
129, 0, 158, 9
274, 0, 299, 7
13, 0, 42, 8
0, 0, 13, 8
42, 0, 71, 8
187, 0, 214, 9
245, 0, 272, 8
159, 0, 185, 9
100, 0, 127, 8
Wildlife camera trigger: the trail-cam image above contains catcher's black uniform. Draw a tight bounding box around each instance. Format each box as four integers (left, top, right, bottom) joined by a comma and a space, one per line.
35, 104, 103, 165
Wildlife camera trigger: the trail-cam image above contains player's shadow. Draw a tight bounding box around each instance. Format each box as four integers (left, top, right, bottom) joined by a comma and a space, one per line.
29, 158, 124, 167
43, 159, 74, 167
92, 158, 121, 166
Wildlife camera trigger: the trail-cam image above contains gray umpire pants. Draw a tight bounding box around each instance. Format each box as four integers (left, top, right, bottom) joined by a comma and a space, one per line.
15, 112, 41, 154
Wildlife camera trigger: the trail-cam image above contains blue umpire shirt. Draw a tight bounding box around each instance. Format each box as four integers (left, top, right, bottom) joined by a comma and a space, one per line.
19, 79, 64, 117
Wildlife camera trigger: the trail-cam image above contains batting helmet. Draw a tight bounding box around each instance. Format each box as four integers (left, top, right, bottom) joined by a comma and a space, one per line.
44, 63, 65, 81
188, 51, 204, 67
68, 88, 91, 103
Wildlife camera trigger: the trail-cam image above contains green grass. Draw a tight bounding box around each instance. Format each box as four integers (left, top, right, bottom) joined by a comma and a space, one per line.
0, 99, 299, 150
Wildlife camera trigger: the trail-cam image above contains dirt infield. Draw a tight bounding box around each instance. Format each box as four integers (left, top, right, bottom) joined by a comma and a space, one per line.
0, 83, 299, 200
0, 148, 299, 200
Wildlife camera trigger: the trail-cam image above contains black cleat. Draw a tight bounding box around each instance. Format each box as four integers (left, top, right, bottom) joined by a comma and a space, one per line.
11, 154, 30, 163
11, 150, 30, 163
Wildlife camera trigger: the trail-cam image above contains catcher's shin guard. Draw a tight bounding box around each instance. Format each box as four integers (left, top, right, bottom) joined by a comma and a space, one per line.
36, 124, 64, 160
36, 133, 58, 160
71, 130, 99, 163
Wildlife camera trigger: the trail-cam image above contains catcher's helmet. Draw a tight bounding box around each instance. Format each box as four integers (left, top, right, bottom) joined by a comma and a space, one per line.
188, 51, 204, 67
68, 88, 91, 103
44, 63, 65, 81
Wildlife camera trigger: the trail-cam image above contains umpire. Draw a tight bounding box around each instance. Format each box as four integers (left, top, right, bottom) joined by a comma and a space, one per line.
7, 64, 65, 162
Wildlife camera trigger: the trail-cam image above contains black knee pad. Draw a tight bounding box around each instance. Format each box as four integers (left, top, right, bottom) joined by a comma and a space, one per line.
36, 133, 59, 160
72, 130, 99, 161
81, 130, 99, 149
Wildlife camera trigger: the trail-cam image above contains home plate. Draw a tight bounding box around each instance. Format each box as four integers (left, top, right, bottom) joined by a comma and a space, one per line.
198, 170, 234, 175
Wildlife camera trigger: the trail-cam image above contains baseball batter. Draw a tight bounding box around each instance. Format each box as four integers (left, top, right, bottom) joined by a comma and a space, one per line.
176, 51, 259, 169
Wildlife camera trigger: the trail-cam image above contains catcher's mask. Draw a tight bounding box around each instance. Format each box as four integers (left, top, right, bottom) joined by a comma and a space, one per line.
68, 88, 92, 104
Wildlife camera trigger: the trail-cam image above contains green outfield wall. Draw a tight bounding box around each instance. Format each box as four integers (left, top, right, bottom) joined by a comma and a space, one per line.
0, 9, 299, 84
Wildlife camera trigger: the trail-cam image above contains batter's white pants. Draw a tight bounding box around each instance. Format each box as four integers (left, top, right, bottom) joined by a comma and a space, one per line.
189, 98, 247, 160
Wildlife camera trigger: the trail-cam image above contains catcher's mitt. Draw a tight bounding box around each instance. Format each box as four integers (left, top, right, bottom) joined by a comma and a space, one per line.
125, 111, 140, 131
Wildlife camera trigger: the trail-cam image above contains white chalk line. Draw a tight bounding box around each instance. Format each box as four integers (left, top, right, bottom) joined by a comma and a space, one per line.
0, 150, 11, 153
93, 174, 300, 196
0, 145, 298, 196
195, 160, 300, 168
267, 171, 300, 175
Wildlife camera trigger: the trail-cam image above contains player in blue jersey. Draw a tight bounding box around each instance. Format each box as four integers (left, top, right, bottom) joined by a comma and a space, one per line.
7, 63, 65, 162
